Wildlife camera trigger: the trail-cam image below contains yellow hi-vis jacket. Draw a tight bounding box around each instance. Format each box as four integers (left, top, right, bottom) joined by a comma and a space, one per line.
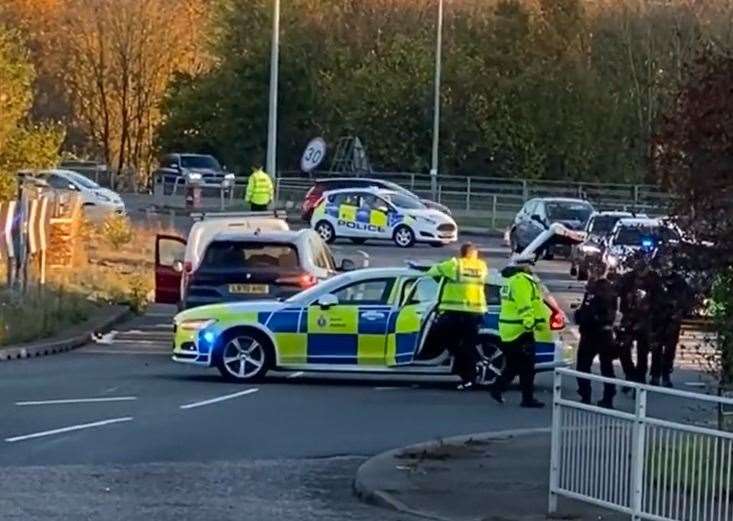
245, 169, 274, 205
427, 257, 488, 314
499, 269, 543, 342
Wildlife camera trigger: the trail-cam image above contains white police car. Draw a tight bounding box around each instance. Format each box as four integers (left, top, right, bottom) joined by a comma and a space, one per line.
310, 187, 458, 247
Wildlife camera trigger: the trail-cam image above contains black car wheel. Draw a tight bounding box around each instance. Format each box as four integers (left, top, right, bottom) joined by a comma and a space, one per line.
315, 220, 336, 244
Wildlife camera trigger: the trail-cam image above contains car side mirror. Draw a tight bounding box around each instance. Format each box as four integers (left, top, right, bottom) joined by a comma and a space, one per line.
172, 260, 184, 273
339, 259, 356, 272
317, 294, 338, 310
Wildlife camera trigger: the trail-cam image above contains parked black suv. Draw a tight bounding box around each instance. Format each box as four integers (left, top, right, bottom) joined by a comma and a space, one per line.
569, 211, 633, 280
155, 153, 229, 183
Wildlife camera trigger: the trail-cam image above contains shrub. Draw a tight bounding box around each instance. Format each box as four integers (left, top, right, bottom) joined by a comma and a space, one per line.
101, 214, 133, 249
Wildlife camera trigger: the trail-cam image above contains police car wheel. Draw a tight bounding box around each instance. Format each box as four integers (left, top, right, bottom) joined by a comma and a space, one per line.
476, 340, 506, 386
315, 221, 336, 244
393, 225, 415, 248
216, 329, 272, 382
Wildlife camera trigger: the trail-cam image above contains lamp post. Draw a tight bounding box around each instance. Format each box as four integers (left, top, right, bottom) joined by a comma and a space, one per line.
266, 0, 280, 180
430, 0, 444, 201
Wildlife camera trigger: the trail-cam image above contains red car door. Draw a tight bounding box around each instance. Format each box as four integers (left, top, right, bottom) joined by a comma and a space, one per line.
155, 234, 187, 304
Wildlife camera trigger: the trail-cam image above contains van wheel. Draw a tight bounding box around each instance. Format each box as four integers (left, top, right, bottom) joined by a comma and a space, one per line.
315, 221, 336, 244
215, 329, 273, 382
393, 225, 415, 248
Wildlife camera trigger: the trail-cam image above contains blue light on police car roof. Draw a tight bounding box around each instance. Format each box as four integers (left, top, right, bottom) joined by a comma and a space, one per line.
641, 238, 654, 249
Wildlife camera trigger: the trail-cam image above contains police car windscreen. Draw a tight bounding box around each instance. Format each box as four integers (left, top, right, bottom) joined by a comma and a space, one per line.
546, 202, 593, 222
200, 241, 300, 270
385, 193, 424, 210
616, 226, 679, 246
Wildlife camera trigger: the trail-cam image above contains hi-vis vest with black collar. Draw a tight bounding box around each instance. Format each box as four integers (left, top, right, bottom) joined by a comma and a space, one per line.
427, 257, 488, 314
499, 271, 543, 342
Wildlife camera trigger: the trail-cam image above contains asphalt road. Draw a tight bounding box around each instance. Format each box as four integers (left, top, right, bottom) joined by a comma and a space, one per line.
0, 218, 711, 520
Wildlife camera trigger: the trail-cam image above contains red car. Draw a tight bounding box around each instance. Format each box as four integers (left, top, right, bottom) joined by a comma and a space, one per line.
301, 177, 451, 221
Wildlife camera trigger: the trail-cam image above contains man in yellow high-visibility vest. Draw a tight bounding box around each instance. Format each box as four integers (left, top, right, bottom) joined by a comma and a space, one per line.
490, 259, 545, 408
245, 167, 274, 211
427, 242, 488, 390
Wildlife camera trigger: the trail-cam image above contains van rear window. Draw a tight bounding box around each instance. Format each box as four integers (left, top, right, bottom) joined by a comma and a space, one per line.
201, 241, 300, 269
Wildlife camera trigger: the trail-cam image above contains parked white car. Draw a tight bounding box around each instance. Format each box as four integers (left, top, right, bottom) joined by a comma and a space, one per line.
37, 169, 125, 221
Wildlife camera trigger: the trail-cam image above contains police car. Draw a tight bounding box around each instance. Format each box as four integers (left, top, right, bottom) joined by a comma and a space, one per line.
310, 187, 458, 247
172, 267, 568, 383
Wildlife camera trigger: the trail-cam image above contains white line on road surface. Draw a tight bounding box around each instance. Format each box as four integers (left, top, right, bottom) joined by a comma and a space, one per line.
287, 371, 304, 379
179, 388, 259, 410
15, 397, 137, 406
77, 349, 170, 356
5, 417, 133, 443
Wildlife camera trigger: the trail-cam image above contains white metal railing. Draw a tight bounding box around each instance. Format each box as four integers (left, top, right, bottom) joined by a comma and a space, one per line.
549, 368, 733, 521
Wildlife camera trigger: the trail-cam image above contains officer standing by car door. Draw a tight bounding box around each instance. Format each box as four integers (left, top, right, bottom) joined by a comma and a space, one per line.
245, 166, 274, 211
427, 242, 489, 390
490, 259, 545, 408
575, 271, 618, 408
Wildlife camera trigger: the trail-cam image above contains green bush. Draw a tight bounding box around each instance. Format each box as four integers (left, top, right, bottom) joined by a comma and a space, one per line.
101, 214, 134, 249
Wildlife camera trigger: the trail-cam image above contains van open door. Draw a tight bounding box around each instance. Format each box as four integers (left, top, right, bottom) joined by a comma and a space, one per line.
155, 235, 187, 304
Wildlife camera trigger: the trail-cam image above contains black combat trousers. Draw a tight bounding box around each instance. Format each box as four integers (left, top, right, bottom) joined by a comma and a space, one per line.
495, 332, 536, 402
651, 320, 682, 380
617, 325, 651, 383
250, 203, 268, 211
576, 329, 616, 403
435, 311, 482, 383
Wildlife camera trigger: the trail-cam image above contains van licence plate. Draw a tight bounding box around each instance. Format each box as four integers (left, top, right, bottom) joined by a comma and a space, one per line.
229, 284, 269, 294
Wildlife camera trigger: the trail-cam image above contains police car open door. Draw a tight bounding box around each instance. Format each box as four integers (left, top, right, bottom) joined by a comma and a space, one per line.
387, 277, 438, 366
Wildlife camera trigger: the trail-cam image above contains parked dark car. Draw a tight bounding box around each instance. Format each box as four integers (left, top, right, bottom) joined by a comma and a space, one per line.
569, 211, 633, 280
155, 153, 229, 184
301, 177, 450, 221
509, 198, 594, 259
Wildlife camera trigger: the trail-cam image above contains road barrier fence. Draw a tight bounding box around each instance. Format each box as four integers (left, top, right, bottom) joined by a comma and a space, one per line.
549, 368, 733, 521
148, 170, 671, 226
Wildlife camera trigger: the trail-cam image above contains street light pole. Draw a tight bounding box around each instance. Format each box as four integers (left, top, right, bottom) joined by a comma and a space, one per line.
430, 0, 444, 201
266, 0, 280, 180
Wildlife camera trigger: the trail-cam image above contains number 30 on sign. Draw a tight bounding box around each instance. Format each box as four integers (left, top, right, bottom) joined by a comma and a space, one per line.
301, 137, 327, 173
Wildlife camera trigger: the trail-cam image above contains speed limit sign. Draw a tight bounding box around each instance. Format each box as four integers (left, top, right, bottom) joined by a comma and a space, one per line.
300, 137, 327, 173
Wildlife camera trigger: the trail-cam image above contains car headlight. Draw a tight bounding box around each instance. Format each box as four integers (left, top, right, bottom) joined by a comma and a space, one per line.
179, 318, 217, 331
580, 244, 600, 254
187, 172, 202, 181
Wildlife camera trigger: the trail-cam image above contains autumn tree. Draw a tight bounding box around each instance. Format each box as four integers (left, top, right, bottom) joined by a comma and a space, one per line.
0, 25, 64, 201
654, 49, 733, 384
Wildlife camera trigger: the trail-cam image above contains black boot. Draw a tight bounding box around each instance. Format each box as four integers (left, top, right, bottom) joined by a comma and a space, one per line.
520, 398, 545, 408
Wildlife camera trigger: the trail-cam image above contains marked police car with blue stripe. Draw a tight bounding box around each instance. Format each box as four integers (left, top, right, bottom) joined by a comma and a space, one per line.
172, 267, 569, 383
310, 187, 458, 247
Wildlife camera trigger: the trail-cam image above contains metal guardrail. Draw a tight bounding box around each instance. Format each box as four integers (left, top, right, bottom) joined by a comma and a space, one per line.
549, 368, 733, 521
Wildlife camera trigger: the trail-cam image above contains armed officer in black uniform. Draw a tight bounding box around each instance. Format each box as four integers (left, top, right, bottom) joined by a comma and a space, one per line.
575, 271, 618, 408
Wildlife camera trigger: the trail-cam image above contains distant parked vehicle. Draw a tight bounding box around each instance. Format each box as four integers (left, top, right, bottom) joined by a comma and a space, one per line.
508, 198, 594, 259
301, 177, 451, 221
36, 169, 125, 222
601, 217, 681, 275
569, 211, 634, 280
155, 153, 231, 184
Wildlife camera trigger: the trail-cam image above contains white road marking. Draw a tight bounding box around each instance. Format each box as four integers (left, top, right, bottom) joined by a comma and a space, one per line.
287, 371, 304, 379
5, 417, 133, 443
77, 349, 170, 356
179, 388, 259, 410
16, 397, 137, 406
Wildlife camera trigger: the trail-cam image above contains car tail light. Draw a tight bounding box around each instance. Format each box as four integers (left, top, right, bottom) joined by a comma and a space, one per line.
549, 307, 566, 330
276, 274, 318, 288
